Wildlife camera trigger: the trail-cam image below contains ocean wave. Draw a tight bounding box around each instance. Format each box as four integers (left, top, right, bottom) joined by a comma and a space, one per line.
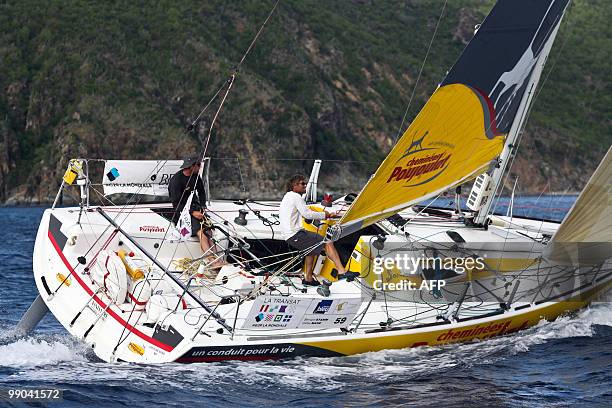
0, 335, 88, 369
0, 303, 609, 394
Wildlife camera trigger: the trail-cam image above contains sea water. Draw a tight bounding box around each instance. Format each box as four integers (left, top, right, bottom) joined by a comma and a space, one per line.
1, 198, 611, 407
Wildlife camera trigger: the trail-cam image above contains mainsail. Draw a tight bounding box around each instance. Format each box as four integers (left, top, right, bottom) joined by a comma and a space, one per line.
334, 0, 570, 238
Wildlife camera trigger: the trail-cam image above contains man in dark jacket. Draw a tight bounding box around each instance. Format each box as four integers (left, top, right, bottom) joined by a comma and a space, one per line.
169, 156, 214, 254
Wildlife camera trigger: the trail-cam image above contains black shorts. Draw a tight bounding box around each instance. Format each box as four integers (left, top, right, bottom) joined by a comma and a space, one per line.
286, 230, 324, 256
191, 215, 213, 237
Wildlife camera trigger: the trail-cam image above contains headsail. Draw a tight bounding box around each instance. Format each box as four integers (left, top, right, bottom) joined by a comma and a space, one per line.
546, 147, 612, 265
334, 0, 570, 238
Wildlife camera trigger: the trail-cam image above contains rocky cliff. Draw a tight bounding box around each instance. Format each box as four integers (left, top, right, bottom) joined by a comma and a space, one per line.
1, 0, 610, 204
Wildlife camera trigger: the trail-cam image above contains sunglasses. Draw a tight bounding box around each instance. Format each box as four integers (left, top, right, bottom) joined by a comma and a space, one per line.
298, 182, 307, 186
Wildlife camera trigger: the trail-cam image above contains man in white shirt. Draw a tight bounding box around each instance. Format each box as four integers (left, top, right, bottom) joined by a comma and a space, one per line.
280, 174, 359, 286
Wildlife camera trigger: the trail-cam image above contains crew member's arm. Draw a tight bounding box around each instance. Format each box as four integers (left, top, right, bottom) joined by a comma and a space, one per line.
187, 175, 207, 221
195, 176, 207, 209
294, 196, 327, 220
169, 176, 188, 224
168, 177, 182, 211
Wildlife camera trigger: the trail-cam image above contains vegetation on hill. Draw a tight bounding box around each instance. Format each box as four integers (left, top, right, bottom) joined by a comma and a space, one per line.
1, 0, 610, 203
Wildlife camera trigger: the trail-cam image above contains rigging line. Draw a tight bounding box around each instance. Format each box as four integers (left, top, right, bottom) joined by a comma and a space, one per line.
492, 191, 546, 278
253, 237, 328, 294
527, 181, 551, 220
391, 302, 447, 325
207, 208, 278, 259
241, 234, 317, 295
211, 157, 378, 164
89, 185, 118, 206
200, 74, 236, 159
393, 0, 448, 144
56, 159, 168, 294
403, 193, 443, 226
523, 194, 558, 255
189, 81, 228, 131
245, 200, 280, 208
237, 0, 281, 68
531, 0, 576, 104
235, 157, 246, 193
176, 0, 282, 225
97, 160, 208, 345
190, 0, 280, 132
239, 253, 300, 270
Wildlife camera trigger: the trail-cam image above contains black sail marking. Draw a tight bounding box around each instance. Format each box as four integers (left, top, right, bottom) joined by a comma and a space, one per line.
441, 0, 570, 134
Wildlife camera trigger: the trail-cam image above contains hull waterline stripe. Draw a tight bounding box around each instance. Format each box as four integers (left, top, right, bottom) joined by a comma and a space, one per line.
47, 229, 174, 352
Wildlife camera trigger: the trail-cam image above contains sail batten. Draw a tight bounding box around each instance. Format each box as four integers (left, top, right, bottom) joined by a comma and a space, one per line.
335, 0, 570, 238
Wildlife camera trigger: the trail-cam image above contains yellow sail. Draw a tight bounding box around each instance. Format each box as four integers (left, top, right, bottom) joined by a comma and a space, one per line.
332, 0, 572, 238
337, 83, 505, 235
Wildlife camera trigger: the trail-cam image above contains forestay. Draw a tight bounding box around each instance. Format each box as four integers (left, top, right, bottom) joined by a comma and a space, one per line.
334, 0, 570, 238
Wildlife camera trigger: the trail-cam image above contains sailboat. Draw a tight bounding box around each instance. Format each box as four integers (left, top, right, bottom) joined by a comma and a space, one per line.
20, 0, 611, 363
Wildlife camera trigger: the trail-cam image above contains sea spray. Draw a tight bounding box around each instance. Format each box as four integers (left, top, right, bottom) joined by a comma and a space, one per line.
0, 336, 87, 368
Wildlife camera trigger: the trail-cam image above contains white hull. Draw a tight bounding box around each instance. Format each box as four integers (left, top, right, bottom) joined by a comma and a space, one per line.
32, 201, 612, 363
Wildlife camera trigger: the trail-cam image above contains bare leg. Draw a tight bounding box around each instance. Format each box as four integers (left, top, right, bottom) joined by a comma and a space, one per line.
304, 255, 315, 281
199, 230, 225, 267
324, 242, 346, 274
197, 229, 212, 254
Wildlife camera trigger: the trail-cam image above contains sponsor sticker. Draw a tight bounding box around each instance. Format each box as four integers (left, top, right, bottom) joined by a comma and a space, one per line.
56, 273, 71, 287
243, 296, 361, 330
128, 342, 145, 356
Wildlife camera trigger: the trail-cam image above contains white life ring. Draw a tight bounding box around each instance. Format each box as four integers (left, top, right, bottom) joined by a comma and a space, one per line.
91, 250, 128, 304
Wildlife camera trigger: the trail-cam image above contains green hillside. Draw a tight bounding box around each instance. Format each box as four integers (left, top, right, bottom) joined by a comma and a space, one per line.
1, 0, 610, 203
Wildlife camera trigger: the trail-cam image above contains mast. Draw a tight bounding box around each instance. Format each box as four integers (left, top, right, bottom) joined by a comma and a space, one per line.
474, 3, 569, 225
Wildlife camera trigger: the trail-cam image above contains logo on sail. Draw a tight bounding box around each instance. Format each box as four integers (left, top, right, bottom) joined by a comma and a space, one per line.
387, 131, 452, 187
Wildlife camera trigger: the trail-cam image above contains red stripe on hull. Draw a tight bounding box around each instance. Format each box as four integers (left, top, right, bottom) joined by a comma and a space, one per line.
47, 229, 174, 352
